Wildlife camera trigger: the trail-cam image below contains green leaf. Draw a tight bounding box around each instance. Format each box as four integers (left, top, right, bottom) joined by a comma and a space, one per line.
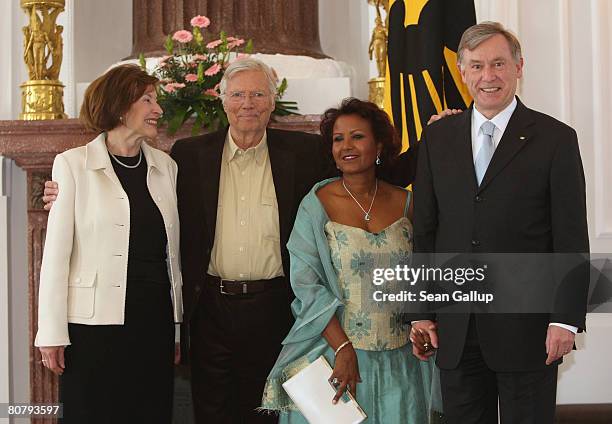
245, 39, 254, 54
164, 35, 174, 54
138, 53, 147, 71
197, 62, 204, 82
276, 78, 288, 98
166, 107, 189, 135
192, 112, 203, 136
193, 27, 203, 46
273, 100, 300, 116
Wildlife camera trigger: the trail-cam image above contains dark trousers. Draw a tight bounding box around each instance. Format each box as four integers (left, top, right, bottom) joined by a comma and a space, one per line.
190, 277, 293, 424
60, 281, 175, 424
439, 319, 558, 424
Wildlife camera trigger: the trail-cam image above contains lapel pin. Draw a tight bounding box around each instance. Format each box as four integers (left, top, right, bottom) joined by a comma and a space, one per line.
519, 136, 527, 140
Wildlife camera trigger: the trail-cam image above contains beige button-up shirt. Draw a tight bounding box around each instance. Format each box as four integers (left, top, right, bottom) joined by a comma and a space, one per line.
207, 131, 284, 280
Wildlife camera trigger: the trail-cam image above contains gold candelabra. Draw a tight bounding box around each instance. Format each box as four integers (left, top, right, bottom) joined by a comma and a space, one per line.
368, 0, 388, 109
20, 0, 67, 120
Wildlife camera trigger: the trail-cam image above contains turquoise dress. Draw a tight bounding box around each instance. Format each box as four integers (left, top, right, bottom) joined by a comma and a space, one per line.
261, 179, 442, 423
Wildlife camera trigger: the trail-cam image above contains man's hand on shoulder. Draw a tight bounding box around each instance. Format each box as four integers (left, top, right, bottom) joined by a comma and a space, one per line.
43, 181, 59, 211
427, 108, 463, 125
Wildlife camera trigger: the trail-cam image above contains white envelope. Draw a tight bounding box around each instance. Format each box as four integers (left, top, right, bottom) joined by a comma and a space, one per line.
282, 356, 367, 424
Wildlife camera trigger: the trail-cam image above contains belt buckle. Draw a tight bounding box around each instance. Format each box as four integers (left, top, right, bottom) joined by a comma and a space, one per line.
219, 279, 235, 296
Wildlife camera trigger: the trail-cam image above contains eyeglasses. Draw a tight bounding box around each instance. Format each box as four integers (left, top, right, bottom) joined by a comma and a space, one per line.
226, 91, 271, 103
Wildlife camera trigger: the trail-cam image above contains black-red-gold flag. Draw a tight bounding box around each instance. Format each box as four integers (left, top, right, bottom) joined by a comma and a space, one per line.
383, 0, 476, 151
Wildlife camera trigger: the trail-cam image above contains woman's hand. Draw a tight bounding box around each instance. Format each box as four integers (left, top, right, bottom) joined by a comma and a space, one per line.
39, 346, 66, 375
330, 345, 361, 404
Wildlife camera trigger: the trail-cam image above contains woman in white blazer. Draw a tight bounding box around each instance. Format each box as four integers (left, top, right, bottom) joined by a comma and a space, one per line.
35, 64, 183, 423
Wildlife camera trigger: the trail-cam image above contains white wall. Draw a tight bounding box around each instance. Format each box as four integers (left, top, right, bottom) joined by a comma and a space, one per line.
319, 0, 371, 100
74, 0, 131, 85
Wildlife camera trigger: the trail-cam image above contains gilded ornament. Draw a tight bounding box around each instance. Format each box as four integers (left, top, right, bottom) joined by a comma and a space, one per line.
368, 0, 388, 106
368, 77, 386, 109
20, 0, 67, 120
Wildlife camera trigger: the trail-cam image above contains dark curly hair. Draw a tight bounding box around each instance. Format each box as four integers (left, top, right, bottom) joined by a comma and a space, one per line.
319, 98, 401, 173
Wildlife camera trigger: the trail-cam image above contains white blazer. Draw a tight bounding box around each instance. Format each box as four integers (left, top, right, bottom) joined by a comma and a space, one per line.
35, 133, 183, 347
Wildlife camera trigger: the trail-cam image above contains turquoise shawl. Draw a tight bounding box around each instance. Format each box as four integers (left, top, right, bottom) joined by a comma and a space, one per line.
261, 178, 344, 411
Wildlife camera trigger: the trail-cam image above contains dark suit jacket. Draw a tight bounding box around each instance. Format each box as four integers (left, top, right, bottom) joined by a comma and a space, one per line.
170, 127, 331, 323
413, 98, 589, 371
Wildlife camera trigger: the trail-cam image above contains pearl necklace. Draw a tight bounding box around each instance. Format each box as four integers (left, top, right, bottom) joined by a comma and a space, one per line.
109, 149, 143, 169
342, 179, 378, 221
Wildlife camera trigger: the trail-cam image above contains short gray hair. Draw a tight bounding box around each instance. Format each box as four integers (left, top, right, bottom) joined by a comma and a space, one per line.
457, 21, 522, 67
219, 58, 278, 106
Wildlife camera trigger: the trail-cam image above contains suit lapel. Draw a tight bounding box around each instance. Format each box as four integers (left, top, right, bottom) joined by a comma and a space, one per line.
478, 98, 535, 192
452, 106, 479, 195
267, 129, 295, 247
84, 133, 125, 192
198, 129, 227, 242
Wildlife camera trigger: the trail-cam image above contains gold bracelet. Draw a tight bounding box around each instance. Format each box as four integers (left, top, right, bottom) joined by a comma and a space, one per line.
334, 340, 352, 356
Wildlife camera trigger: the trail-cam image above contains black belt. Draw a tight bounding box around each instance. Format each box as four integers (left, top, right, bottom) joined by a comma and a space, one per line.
206, 275, 284, 295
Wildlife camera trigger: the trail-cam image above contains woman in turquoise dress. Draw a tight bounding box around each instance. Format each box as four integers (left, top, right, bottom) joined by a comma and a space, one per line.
261, 98, 442, 423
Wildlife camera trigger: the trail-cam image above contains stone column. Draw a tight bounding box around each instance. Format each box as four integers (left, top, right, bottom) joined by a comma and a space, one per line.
131, 0, 325, 58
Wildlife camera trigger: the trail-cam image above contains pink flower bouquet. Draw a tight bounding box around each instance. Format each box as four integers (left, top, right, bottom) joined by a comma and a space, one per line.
139, 15, 297, 135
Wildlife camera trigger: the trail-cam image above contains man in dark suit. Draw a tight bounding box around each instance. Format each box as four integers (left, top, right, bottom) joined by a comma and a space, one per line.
410, 22, 589, 423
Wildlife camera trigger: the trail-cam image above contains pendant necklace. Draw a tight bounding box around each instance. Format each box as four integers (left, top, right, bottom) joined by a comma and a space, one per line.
342, 178, 378, 221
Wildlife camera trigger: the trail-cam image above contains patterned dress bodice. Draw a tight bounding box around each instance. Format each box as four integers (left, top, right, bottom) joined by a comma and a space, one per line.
325, 217, 413, 351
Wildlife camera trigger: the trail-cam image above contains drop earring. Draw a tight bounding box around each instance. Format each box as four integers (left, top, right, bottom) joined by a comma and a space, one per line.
375, 155, 381, 165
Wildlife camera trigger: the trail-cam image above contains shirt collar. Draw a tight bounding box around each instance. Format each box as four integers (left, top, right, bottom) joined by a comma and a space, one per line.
473, 96, 517, 135
225, 129, 268, 165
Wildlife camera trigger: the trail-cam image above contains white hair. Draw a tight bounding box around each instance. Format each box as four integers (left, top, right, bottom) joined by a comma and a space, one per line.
219, 58, 278, 106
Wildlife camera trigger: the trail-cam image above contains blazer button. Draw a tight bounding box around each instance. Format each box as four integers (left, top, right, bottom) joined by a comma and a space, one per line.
475, 195, 482, 203
471, 240, 481, 247
194, 285, 201, 293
